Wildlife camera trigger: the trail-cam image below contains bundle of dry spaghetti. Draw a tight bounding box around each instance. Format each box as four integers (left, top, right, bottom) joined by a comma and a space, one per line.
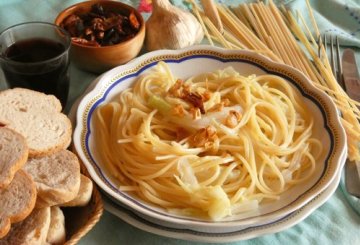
191, 0, 360, 161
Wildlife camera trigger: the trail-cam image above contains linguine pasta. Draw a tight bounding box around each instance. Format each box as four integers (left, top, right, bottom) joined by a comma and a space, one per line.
93, 62, 322, 221
189, 0, 360, 161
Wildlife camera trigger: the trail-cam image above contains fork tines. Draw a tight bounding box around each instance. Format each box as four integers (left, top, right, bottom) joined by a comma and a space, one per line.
318, 34, 344, 89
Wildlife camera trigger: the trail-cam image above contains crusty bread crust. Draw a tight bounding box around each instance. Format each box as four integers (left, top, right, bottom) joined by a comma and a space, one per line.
0, 218, 10, 239
0, 207, 51, 245
0, 88, 72, 157
46, 206, 66, 245
0, 127, 29, 189
62, 174, 93, 207
0, 170, 37, 238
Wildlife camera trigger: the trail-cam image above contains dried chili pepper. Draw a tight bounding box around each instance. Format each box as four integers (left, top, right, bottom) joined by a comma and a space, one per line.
60, 3, 141, 47
71, 37, 101, 47
129, 11, 140, 30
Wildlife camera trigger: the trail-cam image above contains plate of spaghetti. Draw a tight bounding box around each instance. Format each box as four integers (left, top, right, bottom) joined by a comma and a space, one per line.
73, 45, 346, 233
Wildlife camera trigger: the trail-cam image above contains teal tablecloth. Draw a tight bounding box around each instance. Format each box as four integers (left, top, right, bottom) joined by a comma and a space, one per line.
1, 1, 360, 244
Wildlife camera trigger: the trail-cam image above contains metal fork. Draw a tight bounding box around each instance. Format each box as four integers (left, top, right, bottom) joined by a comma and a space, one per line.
318, 35, 344, 88
318, 34, 360, 197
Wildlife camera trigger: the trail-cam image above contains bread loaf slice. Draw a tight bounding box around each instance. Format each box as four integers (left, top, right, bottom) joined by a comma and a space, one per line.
0, 207, 51, 245
46, 206, 66, 245
23, 149, 81, 207
0, 127, 29, 189
0, 218, 10, 240
7, 112, 72, 157
0, 170, 37, 239
62, 174, 93, 207
0, 88, 62, 113
0, 88, 72, 157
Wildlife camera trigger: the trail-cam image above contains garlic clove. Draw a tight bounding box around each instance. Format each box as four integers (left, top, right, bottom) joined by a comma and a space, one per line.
145, 0, 204, 51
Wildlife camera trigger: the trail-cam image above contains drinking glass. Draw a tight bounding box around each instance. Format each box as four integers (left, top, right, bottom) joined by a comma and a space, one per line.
0, 22, 71, 108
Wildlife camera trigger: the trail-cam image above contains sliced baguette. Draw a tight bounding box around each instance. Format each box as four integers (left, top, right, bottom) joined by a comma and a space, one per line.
23, 149, 81, 208
62, 174, 93, 207
0, 127, 29, 189
0, 170, 37, 239
0, 207, 51, 245
46, 206, 66, 245
0, 88, 72, 157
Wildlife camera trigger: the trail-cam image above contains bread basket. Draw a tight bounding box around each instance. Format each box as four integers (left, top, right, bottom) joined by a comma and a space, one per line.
63, 154, 103, 245
60, 86, 104, 244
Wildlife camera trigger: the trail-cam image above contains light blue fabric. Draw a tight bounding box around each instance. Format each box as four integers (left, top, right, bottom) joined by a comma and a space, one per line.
286, 0, 360, 47
0, 1, 359, 244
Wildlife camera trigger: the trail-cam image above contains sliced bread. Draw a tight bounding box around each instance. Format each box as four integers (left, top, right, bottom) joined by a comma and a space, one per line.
0, 88, 72, 157
0, 207, 51, 245
0, 127, 29, 189
0, 170, 37, 239
0, 88, 62, 113
7, 112, 72, 157
0, 218, 10, 240
23, 149, 81, 208
62, 174, 93, 207
46, 206, 66, 245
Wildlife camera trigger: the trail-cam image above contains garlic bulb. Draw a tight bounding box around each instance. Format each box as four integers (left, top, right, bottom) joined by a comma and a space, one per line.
145, 0, 204, 51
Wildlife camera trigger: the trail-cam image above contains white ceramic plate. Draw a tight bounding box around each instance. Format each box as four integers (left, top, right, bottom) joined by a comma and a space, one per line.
73, 45, 347, 232
70, 92, 345, 242
103, 158, 344, 243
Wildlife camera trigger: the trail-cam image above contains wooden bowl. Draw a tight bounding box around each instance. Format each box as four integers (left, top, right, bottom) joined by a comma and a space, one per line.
55, 0, 145, 74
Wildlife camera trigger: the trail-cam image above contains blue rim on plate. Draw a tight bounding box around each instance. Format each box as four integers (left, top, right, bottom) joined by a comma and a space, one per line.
73, 45, 347, 232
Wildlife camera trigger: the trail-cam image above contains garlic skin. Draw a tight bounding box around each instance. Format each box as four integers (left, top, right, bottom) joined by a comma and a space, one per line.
145, 0, 204, 51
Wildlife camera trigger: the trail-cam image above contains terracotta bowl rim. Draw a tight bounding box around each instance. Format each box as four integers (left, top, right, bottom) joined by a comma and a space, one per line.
54, 0, 145, 50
